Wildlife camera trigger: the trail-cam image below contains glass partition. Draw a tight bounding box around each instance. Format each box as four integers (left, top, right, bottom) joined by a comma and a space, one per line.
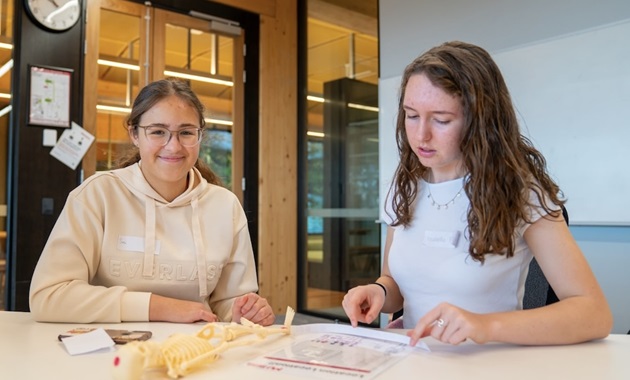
300, 1, 379, 324
305, 78, 379, 324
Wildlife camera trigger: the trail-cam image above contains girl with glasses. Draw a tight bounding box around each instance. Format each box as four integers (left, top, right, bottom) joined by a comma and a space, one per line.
29, 78, 274, 326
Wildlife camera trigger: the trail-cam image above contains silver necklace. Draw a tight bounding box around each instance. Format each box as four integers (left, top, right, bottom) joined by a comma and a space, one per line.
427, 185, 463, 210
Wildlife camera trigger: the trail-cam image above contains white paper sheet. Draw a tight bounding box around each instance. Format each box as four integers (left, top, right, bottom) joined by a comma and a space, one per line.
248, 323, 428, 379
60, 328, 115, 356
50, 122, 95, 170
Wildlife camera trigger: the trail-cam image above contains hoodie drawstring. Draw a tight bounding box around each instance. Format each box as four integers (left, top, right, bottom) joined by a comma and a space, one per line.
191, 196, 208, 297
142, 197, 156, 277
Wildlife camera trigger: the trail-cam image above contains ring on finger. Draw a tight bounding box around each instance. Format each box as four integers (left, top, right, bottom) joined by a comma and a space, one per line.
436, 318, 447, 328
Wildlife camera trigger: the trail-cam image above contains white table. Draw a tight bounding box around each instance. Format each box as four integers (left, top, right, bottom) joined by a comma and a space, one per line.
1, 311, 628, 379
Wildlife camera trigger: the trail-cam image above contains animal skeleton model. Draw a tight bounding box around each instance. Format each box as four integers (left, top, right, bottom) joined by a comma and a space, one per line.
112, 307, 295, 379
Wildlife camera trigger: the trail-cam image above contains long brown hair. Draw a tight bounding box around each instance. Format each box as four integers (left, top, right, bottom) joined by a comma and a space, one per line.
389, 41, 564, 262
116, 77, 222, 186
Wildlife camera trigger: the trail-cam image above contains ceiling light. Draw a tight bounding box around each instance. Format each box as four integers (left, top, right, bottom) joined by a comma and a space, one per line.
348, 102, 379, 112
97, 59, 233, 87
307, 131, 325, 138
96, 105, 131, 114
97, 59, 139, 71
307, 96, 378, 112
164, 70, 233, 87
0, 59, 13, 78
307, 95, 324, 103
205, 118, 232, 126
0, 105, 11, 118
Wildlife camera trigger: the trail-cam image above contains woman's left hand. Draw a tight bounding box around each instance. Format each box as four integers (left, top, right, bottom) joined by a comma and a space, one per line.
231, 293, 275, 326
407, 302, 491, 346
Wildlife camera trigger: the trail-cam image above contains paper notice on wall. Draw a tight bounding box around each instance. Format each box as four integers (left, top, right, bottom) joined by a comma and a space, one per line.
50, 122, 95, 170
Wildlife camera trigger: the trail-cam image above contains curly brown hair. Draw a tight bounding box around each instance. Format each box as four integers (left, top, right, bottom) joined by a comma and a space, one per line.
389, 41, 564, 262
116, 77, 222, 186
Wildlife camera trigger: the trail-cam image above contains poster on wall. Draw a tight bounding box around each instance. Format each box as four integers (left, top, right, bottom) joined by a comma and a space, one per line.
50, 122, 95, 170
28, 65, 72, 128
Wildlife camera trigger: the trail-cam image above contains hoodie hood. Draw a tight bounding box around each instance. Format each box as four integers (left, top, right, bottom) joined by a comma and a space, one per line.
112, 162, 210, 297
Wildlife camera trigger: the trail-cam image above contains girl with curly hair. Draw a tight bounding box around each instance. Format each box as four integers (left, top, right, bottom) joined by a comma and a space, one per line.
342, 41, 611, 346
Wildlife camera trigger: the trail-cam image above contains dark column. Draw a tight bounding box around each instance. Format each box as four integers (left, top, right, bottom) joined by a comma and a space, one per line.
6, 1, 85, 311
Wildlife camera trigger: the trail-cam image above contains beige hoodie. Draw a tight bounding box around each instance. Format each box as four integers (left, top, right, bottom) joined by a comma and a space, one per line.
29, 163, 258, 323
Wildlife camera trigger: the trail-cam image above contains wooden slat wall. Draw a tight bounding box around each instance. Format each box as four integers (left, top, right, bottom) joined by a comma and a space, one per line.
257, 0, 298, 315
214, 0, 298, 314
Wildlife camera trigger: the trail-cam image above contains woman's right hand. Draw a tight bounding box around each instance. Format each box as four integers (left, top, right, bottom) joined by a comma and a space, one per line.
342, 283, 386, 327
149, 294, 218, 323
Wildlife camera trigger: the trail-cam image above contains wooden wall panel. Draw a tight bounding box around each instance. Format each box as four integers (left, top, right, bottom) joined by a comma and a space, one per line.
257, 0, 298, 314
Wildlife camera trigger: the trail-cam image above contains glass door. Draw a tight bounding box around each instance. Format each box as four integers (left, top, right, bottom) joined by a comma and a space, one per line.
84, 0, 245, 199
152, 9, 244, 198
91, 0, 147, 172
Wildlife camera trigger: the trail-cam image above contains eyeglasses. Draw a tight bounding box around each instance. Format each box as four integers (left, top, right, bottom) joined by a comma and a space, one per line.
136, 125, 203, 147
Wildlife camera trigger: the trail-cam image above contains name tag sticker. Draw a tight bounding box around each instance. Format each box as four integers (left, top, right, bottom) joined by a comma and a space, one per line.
423, 230, 461, 248
117, 236, 161, 255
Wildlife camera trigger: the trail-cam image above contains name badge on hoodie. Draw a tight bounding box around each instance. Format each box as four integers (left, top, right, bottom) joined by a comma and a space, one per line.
118, 236, 161, 255
423, 230, 461, 248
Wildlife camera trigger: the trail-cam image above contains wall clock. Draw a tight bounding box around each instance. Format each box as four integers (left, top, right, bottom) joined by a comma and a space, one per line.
24, 0, 82, 32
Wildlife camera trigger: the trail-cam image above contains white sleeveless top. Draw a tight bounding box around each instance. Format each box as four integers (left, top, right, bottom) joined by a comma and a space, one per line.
384, 177, 545, 329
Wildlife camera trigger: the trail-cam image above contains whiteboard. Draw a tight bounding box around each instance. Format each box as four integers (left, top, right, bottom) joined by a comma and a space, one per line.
378, 20, 630, 225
